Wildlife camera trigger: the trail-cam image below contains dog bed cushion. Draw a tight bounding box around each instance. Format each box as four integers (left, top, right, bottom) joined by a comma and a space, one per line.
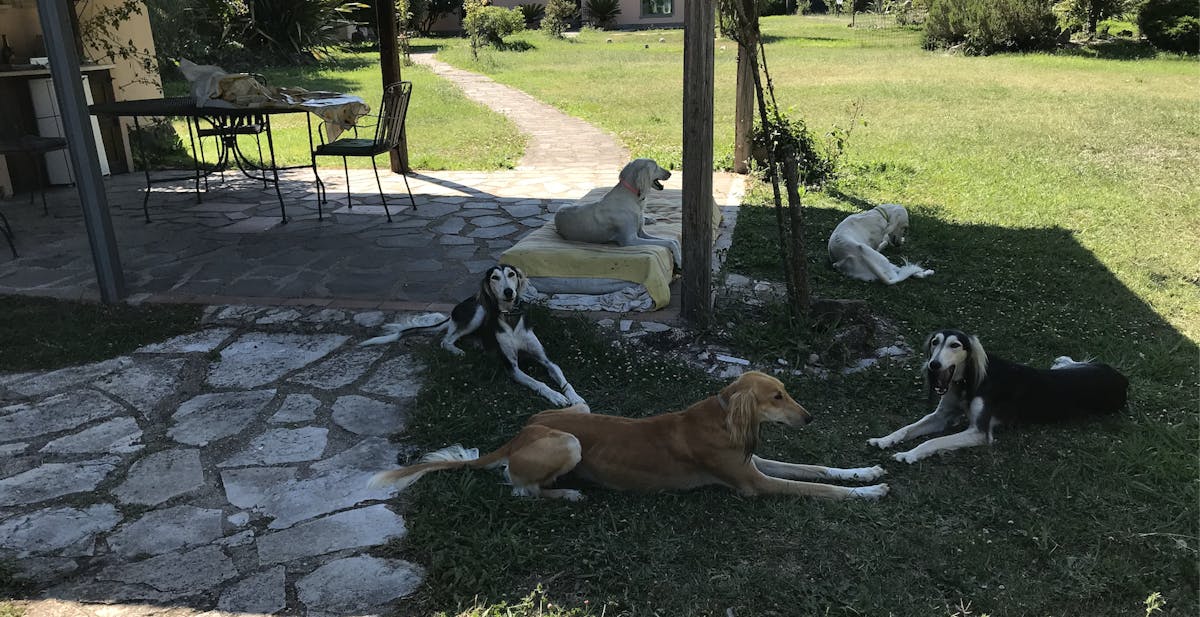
501, 187, 720, 310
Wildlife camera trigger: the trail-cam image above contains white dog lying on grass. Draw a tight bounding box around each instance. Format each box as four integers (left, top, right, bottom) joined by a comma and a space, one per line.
827, 204, 933, 285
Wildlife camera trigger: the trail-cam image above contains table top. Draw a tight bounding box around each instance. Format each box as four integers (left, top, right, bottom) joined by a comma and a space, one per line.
89, 97, 311, 118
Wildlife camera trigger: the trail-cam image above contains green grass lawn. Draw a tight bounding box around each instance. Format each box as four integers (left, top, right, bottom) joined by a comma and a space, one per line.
375, 16, 1198, 617
161, 50, 524, 171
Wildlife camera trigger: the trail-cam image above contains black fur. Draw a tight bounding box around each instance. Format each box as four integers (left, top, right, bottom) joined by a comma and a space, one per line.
928, 328, 1128, 434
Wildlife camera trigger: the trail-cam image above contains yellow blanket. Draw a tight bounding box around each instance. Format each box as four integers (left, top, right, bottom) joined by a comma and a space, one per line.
501, 188, 721, 310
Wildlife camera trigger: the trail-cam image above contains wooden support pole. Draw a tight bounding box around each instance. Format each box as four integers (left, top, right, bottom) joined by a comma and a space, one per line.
681, 0, 715, 326
375, 0, 410, 172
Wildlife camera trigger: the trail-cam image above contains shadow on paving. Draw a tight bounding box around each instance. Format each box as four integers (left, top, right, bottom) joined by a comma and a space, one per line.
370, 200, 1197, 615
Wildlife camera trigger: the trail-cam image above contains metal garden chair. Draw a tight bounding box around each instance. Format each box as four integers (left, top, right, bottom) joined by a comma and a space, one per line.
310, 81, 416, 222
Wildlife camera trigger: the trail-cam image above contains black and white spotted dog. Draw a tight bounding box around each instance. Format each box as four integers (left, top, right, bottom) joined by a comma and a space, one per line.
360, 264, 585, 407
868, 329, 1128, 464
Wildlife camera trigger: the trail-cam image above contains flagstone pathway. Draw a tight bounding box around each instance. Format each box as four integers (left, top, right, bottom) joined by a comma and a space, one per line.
0, 306, 428, 616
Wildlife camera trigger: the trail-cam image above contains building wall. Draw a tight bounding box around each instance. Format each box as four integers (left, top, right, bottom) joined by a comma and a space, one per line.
434, 0, 687, 31
0, 0, 161, 195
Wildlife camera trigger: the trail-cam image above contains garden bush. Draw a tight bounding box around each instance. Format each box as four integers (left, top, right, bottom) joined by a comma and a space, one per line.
518, 3, 546, 27
542, 0, 578, 36
584, 0, 622, 28
923, 0, 1060, 54
1137, 0, 1199, 53
464, 0, 526, 57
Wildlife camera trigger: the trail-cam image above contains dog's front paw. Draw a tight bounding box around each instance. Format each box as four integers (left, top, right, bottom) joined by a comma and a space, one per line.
844, 465, 887, 482
892, 450, 922, 464
867, 436, 894, 450
557, 489, 586, 502
915, 269, 935, 278
849, 483, 890, 501
545, 391, 571, 407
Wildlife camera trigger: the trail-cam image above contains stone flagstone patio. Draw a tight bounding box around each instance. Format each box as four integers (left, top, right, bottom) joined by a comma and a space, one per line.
0, 305, 434, 616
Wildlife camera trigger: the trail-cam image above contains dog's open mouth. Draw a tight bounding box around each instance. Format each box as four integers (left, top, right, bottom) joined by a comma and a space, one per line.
652, 178, 665, 191
929, 366, 955, 395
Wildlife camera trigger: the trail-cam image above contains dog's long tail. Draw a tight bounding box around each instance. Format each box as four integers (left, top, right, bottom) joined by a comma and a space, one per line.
368, 444, 509, 492
359, 312, 450, 346
858, 245, 930, 285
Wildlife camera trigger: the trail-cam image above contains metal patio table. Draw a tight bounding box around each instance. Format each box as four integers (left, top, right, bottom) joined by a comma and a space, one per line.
90, 97, 316, 223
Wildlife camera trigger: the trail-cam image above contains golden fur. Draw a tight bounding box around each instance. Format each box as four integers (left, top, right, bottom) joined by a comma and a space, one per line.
371, 371, 889, 501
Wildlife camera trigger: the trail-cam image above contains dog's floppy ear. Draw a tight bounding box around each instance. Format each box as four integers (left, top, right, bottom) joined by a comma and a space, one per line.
722, 385, 760, 458
511, 265, 528, 298
967, 334, 988, 389
477, 266, 498, 305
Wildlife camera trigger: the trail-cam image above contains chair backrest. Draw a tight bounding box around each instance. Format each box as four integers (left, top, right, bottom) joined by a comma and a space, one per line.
374, 81, 412, 148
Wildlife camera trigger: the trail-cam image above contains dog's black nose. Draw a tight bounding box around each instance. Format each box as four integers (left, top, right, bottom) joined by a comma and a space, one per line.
503, 289, 514, 300
928, 360, 941, 370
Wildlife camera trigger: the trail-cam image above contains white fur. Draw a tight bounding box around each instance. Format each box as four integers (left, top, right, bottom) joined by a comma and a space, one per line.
1051, 355, 1094, 370
366, 444, 481, 491
828, 204, 933, 285
848, 484, 891, 500
554, 159, 681, 268
359, 312, 448, 347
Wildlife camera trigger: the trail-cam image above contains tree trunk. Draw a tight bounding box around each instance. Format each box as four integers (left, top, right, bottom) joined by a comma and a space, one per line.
375, 0, 410, 173
681, 0, 715, 327
733, 44, 755, 174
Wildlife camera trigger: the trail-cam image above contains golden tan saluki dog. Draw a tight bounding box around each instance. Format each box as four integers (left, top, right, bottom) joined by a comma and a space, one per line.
371, 372, 889, 501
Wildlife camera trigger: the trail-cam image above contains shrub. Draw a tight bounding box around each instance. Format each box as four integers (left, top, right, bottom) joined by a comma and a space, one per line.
464, 0, 526, 57
1138, 0, 1199, 53
584, 0, 622, 28
543, 0, 578, 36
518, 3, 547, 27
923, 0, 1060, 54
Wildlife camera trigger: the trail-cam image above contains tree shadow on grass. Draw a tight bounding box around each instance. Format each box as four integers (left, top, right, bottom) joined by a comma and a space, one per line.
375, 193, 1197, 616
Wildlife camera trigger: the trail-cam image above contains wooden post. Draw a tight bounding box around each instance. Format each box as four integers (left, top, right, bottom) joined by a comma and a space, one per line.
732, 0, 759, 175
681, 0, 715, 326
375, 0, 410, 172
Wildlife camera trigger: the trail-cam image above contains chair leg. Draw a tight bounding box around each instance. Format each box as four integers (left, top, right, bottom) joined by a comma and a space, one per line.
255, 134, 267, 189
342, 157, 351, 209
0, 210, 17, 258
371, 156, 391, 223
402, 171, 417, 210
311, 154, 325, 221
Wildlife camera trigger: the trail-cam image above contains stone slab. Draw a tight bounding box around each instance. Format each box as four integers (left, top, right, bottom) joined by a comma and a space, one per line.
218, 566, 286, 614
96, 545, 238, 599
0, 390, 123, 442
113, 449, 204, 506
135, 328, 234, 354
269, 393, 320, 424
0, 458, 120, 507
222, 468, 392, 530
207, 333, 349, 388
92, 357, 187, 414
309, 437, 402, 474
7, 357, 131, 398
107, 505, 224, 559
0, 504, 121, 557
359, 354, 424, 400
169, 389, 276, 446
218, 427, 329, 467
331, 395, 406, 436
256, 504, 406, 564
288, 346, 384, 390
39, 416, 143, 455
296, 556, 424, 617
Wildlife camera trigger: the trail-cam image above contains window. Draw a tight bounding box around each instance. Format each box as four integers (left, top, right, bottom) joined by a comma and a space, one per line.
642, 0, 673, 17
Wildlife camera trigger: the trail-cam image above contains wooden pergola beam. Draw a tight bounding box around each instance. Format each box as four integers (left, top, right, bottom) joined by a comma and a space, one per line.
681, 0, 715, 326
375, 0, 410, 173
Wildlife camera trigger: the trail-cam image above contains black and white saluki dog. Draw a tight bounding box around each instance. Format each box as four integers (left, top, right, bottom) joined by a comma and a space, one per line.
360, 264, 585, 407
869, 329, 1128, 464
